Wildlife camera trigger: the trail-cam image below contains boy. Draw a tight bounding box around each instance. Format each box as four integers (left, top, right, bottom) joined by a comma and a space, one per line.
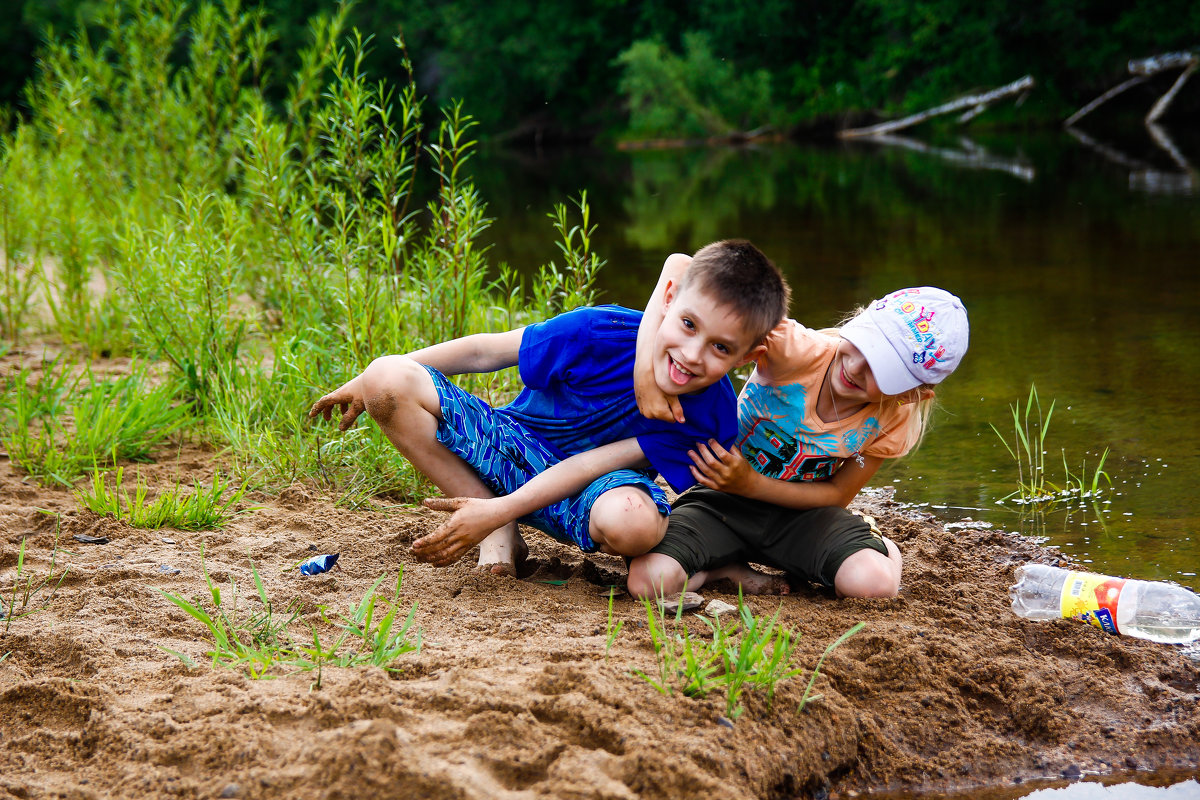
309, 240, 789, 575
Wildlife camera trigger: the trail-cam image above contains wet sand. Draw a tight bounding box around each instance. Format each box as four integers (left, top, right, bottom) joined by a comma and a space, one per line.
2, 439, 1198, 800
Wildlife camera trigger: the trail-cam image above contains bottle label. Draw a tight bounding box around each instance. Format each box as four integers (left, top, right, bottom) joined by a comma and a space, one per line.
1060, 571, 1124, 634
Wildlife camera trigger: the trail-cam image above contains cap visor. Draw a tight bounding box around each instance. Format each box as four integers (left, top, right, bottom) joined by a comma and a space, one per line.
840, 324, 920, 396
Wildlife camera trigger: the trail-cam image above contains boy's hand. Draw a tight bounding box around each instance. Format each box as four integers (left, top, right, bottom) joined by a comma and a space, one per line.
309, 377, 366, 431
688, 439, 758, 495
414, 497, 506, 566
635, 366, 685, 423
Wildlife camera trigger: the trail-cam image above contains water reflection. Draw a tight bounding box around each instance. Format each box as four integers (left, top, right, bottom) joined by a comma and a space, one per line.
858, 775, 1200, 800
1067, 125, 1197, 195
862, 135, 1036, 181
474, 125, 1200, 589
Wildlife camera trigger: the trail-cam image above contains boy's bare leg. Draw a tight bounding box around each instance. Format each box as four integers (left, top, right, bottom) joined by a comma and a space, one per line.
626, 553, 689, 600
356, 356, 525, 574
589, 486, 669, 557
476, 526, 527, 577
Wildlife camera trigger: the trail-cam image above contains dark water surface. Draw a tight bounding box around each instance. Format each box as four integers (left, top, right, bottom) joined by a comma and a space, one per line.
472, 127, 1200, 592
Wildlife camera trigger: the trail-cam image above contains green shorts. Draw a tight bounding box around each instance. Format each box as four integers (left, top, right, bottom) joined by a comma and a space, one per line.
648, 487, 888, 587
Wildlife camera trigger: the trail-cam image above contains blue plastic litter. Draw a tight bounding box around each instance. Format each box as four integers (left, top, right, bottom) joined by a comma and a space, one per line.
299, 553, 339, 576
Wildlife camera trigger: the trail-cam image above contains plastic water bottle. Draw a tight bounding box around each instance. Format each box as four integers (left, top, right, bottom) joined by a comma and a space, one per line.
1010, 563, 1200, 645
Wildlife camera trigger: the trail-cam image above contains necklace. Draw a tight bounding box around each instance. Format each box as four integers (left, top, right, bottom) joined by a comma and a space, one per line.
820, 356, 842, 425
823, 350, 867, 468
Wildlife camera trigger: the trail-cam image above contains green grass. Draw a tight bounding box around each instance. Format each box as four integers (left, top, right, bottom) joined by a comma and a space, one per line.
0, 0, 605, 512
3, 361, 190, 487
160, 549, 421, 682
798, 621, 865, 712
603, 587, 625, 659
634, 591, 864, 720
1, 512, 72, 636
707, 596, 804, 717
991, 384, 1113, 507
989, 384, 1056, 503
74, 467, 255, 530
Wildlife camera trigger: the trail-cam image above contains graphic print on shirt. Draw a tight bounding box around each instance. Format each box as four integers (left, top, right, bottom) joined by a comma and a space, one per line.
737, 381, 881, 482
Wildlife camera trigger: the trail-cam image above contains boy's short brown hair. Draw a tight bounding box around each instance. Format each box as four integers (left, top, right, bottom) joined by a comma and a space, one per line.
682, 240, 790, 345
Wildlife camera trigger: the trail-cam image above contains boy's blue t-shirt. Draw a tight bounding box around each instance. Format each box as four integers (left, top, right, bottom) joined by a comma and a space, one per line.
501, 305, 738, 493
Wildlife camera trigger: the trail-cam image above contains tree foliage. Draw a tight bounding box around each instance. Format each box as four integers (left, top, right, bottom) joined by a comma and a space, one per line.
3, 0, 1197, 138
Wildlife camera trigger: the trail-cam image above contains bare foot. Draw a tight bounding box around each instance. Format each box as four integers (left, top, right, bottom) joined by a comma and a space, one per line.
707, 563, 789, 595
476, 526, 527, 578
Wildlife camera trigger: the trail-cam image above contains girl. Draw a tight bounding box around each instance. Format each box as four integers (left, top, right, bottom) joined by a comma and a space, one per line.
627, 254, 969, 599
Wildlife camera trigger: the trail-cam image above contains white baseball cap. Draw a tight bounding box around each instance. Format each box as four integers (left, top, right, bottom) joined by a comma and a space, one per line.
840, 287, 969, 396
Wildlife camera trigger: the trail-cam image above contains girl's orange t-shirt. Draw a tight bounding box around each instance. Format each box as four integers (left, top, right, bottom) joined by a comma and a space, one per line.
735, 320, 918, 482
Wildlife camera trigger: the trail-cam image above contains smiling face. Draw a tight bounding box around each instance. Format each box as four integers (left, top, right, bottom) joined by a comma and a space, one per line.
828, 338, 885, 409
651, 281, 764, 396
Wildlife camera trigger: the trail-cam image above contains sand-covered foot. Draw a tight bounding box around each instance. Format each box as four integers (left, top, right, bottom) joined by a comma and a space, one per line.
477, 529, 527, 577
710, 563, 789, 595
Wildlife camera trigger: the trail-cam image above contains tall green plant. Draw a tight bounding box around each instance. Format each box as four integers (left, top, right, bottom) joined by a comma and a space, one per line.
0, 128, 51, 343
406, 102, 493, 345
12, 0, 272, 349
240, 29, 423, 367
118, 191, 251, 408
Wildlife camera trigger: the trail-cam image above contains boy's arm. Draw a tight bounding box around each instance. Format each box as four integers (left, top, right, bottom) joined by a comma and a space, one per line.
412, 438, 651, 566
688, 439, 883, 509
634, 253, 692, 424
309, 329, 524, 430
406, 328, 524, 375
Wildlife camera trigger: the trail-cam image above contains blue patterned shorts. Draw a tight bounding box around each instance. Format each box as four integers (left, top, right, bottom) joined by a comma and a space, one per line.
424, 366, 669, 551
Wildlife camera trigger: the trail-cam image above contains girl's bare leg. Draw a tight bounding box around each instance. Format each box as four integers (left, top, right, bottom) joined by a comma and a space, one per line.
833, 536, 902, 598
699, 563, 789, 595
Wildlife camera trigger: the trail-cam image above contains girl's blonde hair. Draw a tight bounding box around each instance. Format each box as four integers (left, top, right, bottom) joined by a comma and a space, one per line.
885, 384, 937, 455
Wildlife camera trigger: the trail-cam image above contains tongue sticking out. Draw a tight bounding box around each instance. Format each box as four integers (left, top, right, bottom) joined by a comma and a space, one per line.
668, 357, 693, 386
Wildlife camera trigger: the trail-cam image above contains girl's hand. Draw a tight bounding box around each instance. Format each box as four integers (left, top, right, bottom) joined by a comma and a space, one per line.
688, 439, 758, 495
634, 360, 685, 423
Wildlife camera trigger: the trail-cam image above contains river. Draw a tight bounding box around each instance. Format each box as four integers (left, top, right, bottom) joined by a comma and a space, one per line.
472, 124, 1200, 593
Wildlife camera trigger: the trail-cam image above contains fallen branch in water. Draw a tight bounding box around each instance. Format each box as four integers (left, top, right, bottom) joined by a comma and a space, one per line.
838, 76, 1034, 139
1065, 51, 1198, 127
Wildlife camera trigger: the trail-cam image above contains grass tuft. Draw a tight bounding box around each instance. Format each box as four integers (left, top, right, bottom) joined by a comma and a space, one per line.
160, 549, 421, 682
991, 384, 1113, 507
633, 591, 864, 720
3, 361, 189, 487
603, 587, 625, 659
75, 467, 256, 530
1, 511, 72, 636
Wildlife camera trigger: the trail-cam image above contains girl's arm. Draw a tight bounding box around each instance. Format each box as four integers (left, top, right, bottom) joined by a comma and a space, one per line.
634, 253, 693, 423
688, 439, 884, 509
411, 438, 650, 565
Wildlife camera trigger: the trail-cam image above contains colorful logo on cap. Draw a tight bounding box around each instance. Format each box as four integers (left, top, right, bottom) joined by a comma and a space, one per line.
875, 289, 947, 370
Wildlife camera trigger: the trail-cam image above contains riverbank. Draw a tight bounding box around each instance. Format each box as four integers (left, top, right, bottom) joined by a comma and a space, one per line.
2, 450, 1198, 800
